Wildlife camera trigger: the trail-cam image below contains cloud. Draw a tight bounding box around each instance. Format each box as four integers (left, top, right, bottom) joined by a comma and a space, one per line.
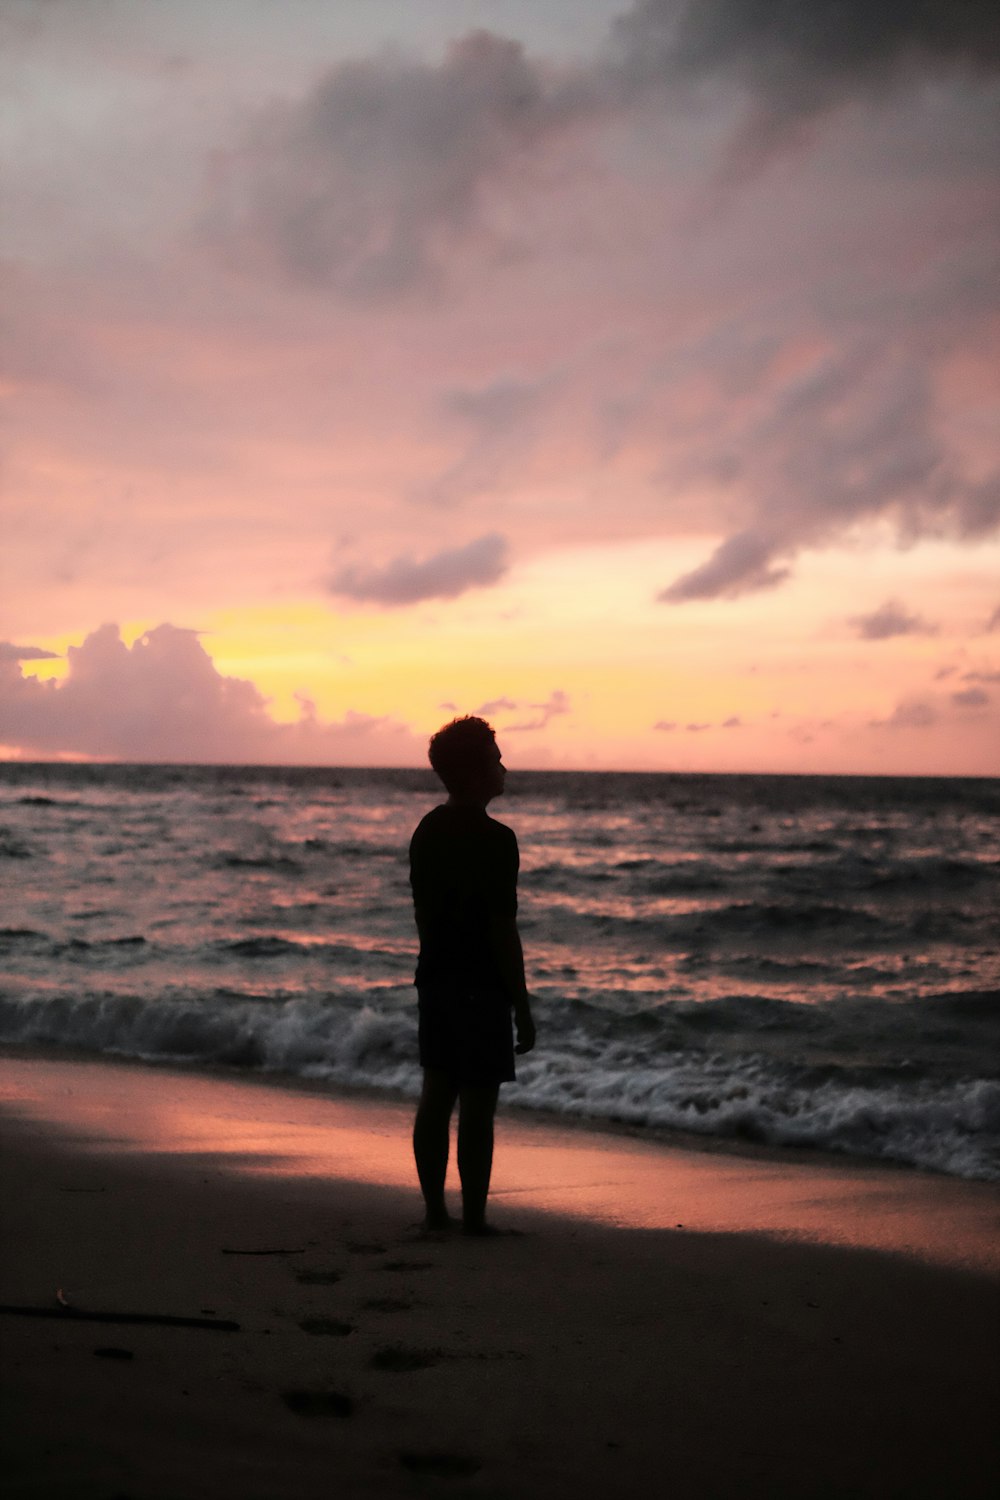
656, 335, 1000, 601
986, 603, 1000, 633
504, 689, 571, 733
476, 696, 518, 716
870, 698, 938, 730
185, 9, 1000, 611
205, 30, 594, 297
206, 3, 1000, 301
612, 1, 1000, 142
7, 0, 999, 690
962, 669, 1000, 683
654, 713, 743, 731
420, 371, 558, 506
430, 689, 568, 733
0, 622, 419, 765
659, 530, 790, 602
849, 599, 938, 640
951, 686, 990, 709
618, 7, 1000, 604
0, 643, 60, 663
327, 533, 509, 606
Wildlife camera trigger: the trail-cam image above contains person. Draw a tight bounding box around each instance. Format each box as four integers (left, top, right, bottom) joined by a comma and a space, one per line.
409, 716, 536, 1235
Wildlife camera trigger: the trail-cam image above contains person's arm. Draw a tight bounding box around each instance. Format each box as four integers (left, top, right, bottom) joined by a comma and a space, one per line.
488, 914, 536, 1054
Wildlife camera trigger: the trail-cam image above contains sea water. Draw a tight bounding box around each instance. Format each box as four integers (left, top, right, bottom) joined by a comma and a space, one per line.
1, 763, 998, 1181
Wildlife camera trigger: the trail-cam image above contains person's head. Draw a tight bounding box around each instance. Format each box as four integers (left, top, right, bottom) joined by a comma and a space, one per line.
428, 716, 505, 803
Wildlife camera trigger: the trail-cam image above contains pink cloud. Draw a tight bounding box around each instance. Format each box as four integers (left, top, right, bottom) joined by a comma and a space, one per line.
0, 643, 60, 663
503, 689, 571, 733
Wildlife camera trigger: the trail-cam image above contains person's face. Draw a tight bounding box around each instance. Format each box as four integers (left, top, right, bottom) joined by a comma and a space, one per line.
463, 742, 505, 803
450, 739, 506, 804
484, 743, 506, 802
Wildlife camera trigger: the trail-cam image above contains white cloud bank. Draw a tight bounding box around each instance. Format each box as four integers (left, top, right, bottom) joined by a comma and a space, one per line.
0, 624, 421, 766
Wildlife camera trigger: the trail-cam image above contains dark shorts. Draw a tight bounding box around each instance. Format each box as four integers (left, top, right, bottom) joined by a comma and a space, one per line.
417, 984, 516, 1087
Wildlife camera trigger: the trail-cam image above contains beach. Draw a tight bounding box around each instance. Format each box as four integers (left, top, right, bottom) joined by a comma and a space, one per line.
2, 1053, 998, 1499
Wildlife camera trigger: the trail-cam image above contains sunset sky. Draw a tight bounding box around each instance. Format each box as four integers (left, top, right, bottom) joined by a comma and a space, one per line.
2, 0, 998, 774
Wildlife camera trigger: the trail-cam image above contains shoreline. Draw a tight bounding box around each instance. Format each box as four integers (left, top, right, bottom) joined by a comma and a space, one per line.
4, 1038, 996, 1199
2, 1051, 999, 1498
3, 1049, 1000, 1273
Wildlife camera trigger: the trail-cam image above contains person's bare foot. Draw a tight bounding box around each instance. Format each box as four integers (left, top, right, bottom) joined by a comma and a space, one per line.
420, 1211, 455, 1236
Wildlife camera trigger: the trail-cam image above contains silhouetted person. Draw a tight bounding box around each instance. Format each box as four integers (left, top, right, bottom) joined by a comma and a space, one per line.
410, 717, 535, 1234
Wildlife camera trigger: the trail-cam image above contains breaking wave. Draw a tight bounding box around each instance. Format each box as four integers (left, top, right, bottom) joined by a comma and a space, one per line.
1, 985, 996, 1182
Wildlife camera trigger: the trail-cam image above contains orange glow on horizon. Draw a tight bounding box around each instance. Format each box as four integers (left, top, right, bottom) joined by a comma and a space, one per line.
5, 531, 999, 775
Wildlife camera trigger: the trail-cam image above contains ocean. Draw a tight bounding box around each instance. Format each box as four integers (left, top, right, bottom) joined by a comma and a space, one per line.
1, 763, 998, 1181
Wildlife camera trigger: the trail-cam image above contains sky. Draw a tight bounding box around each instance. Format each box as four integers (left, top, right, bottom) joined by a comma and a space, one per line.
1, 0, 998, 774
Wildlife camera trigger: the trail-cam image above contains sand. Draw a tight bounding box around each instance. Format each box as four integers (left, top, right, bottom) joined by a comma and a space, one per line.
2, 1053, 998, 1499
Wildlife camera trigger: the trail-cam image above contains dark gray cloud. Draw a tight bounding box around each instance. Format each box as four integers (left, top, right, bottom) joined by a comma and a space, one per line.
209, 2, 1000, 300
986, 603, 1000, 632
849, 599, 938, 640
208, 30, 593, 297
0, 643, 60, 663
327, 532, 509, 606
612, 1, 1000, 124
0, 622, 418, 764
653, 718, 677, 731
962, 668, 1000, 683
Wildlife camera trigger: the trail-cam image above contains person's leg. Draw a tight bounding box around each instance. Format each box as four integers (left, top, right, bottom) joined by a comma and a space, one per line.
456, 1083, 500, 1234
413, 1068, 459, 1229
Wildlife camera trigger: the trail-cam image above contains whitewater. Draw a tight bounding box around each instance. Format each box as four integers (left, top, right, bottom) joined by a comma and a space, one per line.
1, 763, 998, 1181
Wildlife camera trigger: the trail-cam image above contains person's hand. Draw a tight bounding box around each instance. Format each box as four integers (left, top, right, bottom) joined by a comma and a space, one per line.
514, 1011, 536, 1055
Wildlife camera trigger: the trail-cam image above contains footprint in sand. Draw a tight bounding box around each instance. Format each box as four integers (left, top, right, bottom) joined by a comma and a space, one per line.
294, 1268, 342, 1285
362, 1296, 416, 1313
381, 1259, 433, 1273
281, 1388, 353, 1418
398, 1451, 481, 1478
298, 1317, 355, 1337
371, 1344, 446, 1372
345, 1241, 387, 1255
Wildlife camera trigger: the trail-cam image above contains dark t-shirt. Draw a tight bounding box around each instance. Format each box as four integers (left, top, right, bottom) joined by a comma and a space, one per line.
409, 804, 519, 993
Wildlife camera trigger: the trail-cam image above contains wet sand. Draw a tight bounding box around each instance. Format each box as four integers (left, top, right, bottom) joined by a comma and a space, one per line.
2, 1053, 998, 1498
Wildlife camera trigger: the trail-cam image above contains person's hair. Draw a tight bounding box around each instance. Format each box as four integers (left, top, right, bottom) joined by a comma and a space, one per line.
428, 716, 497, 793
